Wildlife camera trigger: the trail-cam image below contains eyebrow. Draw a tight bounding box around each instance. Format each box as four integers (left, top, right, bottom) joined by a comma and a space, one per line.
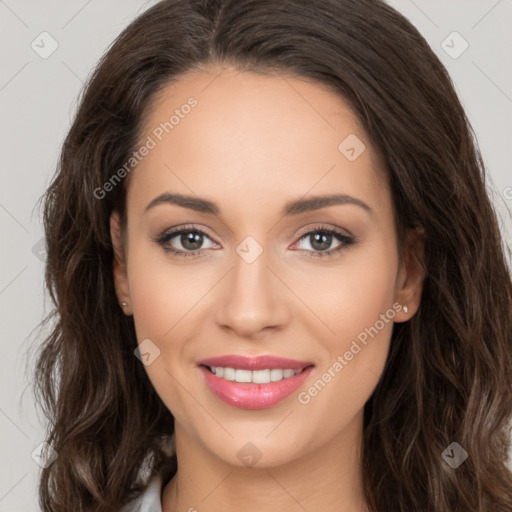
144, 192, 373, 217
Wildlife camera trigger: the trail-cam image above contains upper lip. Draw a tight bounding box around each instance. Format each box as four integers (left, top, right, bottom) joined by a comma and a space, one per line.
198, 355, 314, 371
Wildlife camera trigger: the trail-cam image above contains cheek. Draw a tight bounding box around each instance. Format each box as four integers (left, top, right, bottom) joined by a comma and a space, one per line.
126, 242, 210, 340
125, 243, 224, 415
334, 237, 398, 374
293, 236, 397, 426
290, 233, 399, 344
125, 249, 196, 422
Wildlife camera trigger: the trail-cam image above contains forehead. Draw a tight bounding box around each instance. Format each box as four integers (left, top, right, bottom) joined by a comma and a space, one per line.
126, 65, 389, 219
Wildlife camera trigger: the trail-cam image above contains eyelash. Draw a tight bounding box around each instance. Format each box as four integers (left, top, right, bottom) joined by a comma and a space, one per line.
153, 224, 356, 260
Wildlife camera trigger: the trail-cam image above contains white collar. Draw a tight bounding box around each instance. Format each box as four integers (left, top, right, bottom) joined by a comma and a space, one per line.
121, 472, 163, 512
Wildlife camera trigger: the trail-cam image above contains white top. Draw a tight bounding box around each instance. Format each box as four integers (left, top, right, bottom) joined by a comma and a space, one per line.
120, 435, 175, 511
120, 472, 164, 512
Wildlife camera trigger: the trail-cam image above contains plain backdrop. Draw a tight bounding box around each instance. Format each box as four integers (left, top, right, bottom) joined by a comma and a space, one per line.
1, 1, 511, 510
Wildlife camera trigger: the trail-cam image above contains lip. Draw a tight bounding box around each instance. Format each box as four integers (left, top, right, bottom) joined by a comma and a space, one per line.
198, 354, 313, 371
197, 355, 315, 410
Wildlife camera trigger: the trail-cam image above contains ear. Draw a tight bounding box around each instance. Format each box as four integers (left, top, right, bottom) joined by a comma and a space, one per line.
393, 226, 425, 322
110, 210, 132, 316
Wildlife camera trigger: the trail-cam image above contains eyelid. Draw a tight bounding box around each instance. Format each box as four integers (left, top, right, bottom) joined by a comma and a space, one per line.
293, 223, 354, 241
158, 223, 214, 236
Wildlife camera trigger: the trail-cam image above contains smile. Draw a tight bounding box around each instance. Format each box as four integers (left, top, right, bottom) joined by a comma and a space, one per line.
197, 354, 315, 409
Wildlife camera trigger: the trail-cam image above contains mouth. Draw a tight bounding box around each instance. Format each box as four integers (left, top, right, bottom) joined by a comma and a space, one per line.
197, 355, 315, 409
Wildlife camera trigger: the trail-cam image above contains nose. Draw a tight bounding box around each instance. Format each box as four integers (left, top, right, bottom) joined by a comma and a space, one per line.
214, 245, 290, 339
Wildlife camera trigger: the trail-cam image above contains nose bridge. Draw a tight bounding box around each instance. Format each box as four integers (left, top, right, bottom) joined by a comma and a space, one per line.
215, 234, 288, 336
233, 235, 269, 295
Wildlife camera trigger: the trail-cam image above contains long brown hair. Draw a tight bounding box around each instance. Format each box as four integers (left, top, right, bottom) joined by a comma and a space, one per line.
32, 0, 512, 510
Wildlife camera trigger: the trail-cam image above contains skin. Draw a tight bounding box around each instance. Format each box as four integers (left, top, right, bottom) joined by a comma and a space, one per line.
110, 64, 425, 512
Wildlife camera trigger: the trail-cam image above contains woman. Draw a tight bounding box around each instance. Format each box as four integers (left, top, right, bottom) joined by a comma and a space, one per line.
33, 0, 512, 511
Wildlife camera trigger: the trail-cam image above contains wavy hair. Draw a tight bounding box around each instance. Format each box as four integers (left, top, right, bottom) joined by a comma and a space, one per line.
32, 0, 512, 510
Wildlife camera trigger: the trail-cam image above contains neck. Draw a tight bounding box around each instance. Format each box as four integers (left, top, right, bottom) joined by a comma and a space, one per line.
161, 412, 369, 512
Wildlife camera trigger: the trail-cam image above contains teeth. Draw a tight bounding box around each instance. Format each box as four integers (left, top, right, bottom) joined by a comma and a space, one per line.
223, 367, 235, 381
209, 366, 302, 383
253, 369, 271, 383
235, 369, 252, 383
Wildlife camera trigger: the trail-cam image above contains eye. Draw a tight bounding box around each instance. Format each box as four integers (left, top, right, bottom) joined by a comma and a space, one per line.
292, 225, 356, 259
153, 224, 356, 260
154, 225, 217, 259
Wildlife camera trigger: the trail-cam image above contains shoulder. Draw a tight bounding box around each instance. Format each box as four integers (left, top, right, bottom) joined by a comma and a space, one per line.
121, 472, 163, 512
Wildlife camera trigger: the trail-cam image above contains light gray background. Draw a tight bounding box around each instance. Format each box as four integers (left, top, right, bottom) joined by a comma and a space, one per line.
1, 1, 511, 510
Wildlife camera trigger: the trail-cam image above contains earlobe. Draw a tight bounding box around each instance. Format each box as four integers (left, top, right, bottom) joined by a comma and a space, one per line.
110, 211, 132, 315
394, 226, 426, 323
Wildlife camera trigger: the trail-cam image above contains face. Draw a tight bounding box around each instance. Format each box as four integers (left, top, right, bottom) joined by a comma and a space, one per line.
110, 64, 424, 469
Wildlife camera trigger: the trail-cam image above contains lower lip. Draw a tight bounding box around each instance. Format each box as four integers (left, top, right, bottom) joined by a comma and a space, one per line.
198, 365, 315, 409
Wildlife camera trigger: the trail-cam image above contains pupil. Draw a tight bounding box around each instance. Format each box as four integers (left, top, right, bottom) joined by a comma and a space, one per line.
311, 232, 331, 251
182, 231, 202, 250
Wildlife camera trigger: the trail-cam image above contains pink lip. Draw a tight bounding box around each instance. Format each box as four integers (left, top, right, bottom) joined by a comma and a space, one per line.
197, 355, 315, 409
